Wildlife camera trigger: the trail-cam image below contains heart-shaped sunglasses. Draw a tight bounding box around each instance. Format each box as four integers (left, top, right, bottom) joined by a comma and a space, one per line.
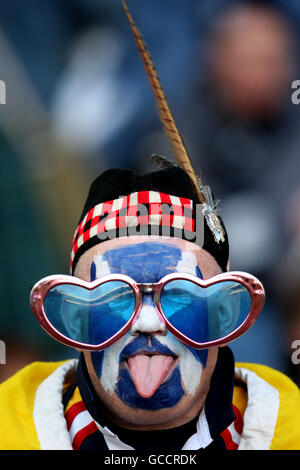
30, 271, 265, 351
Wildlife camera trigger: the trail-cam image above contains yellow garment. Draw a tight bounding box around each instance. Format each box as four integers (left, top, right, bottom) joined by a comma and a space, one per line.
236, 362, 300, 450
232, 381, 248, 421
0, 360, 299, 450
0, 361, 66, 450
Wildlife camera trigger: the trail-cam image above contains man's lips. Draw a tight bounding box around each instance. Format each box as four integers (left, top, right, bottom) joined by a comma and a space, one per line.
126, 352, 177, 399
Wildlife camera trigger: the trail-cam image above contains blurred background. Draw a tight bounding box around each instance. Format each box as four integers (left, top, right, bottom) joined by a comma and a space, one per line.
0, 0, 300, 385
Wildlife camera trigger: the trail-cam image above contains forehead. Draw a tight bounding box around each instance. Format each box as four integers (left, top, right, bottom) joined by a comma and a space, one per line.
75, 236, 222, 281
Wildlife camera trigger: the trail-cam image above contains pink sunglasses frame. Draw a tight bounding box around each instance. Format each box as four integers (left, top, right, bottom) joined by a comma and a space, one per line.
30, 271, 265, 351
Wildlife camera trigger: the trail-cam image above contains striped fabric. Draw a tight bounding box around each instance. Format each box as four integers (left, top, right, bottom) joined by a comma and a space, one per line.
64, 387, 244, 450
70, 191, 195, 271
65, 387, 99, 450
220, 405, 243, 450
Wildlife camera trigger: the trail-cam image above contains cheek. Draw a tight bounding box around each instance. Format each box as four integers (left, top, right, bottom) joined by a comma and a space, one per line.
157, 335, 206, 396
91, 335, 132, 392
91, 350, 105, 380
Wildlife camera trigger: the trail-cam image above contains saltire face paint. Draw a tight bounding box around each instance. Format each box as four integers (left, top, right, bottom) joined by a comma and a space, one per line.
89, 242, 209, 410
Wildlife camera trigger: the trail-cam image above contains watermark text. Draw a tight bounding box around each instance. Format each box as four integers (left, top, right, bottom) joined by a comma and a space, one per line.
0, 340, 6, 365
291, 339, 300, 365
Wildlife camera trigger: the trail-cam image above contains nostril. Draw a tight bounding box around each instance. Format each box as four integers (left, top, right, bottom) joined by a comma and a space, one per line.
130, 304, 167, 336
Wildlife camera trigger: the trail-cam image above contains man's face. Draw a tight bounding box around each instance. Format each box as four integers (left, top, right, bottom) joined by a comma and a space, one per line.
74, 236, 222, 430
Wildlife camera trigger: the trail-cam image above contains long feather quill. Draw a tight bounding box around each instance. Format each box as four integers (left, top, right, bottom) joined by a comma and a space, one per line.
121, 0, 205, 203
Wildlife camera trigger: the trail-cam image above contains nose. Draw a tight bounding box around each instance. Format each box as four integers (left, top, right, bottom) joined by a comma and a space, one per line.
130, 297, 167, 336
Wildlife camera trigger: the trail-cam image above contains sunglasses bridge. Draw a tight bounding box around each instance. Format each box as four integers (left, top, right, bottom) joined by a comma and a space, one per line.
138, 283, 157, 294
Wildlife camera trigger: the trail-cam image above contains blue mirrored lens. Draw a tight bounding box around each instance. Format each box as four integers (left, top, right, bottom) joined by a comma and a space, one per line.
160, 280, 251, 343
44, 281, 135, 345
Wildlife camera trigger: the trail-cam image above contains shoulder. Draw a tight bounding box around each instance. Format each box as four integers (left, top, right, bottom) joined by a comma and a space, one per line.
235, 362, 300, 450
0, 360, 72, 450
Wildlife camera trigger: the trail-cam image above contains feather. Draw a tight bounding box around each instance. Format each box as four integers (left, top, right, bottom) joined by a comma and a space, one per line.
121, 0, 205, 203
150, 154, 179, 170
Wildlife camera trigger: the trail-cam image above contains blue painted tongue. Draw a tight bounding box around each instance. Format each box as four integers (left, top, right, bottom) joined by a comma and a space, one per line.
128, 354, 174, 398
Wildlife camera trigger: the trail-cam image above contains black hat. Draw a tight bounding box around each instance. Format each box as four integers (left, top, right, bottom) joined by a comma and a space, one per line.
70, 165, 229, 273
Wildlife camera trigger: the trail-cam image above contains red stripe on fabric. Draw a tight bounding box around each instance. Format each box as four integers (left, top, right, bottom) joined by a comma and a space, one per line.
160, 212, 173, 226
70, 191, 195, 269
72, 244, 78, 262
137, 191, 151, 204
232, 405, 243, 435
65, 401, 86, 431
161, 193, 172, 204
101, 200, 114, 217
179, 196, 193, 207
220, 428, 239, 450
82, 208, 94, 243
73, 217, 83, 242
77, 214, 87, 235
84, 207, 94, 225
171, 204, 184, 217
72, 421, 99, 450
90, 215, 100, 229
182, 218, 194, 231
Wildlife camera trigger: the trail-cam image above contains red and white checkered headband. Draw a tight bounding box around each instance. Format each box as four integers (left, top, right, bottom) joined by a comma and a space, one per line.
70, 190, 196, 272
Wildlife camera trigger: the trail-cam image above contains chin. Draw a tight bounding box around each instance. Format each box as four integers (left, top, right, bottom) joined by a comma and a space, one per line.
85, 348, 216, 430
94, 384, 206, 430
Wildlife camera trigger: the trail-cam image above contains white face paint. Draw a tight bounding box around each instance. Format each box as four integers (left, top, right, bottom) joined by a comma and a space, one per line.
100, 335, 131, 392
99, 331, 203, 396
157, 334, 203, 396
93, 253, 111, 276
91, 242, 205, 400
176, 251, 201, 276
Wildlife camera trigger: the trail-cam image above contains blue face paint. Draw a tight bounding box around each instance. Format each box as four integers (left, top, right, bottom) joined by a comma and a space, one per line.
117, 335, 184, 409
117, 367, 184, 410
90, 261, 96, 281
91, 350, 104, 378
90, 242, 208, 385
119, 333, 177, 360
195, 266, 203, 279
185, 344, 208, 367
100, 243, 183, 282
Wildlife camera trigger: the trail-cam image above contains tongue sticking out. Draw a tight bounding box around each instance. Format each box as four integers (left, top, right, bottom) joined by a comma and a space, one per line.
127, 354, 175, 398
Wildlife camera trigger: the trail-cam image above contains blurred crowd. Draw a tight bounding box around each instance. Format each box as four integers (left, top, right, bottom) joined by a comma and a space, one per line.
0, 0, 300, 385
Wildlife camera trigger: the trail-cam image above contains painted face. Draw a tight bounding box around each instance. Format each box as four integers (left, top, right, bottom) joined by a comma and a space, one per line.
74, 236, 222, 429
